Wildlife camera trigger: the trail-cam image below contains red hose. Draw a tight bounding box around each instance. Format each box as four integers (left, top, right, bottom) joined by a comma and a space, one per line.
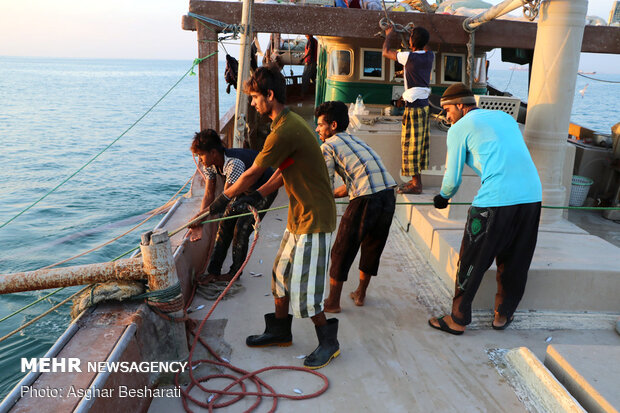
174, 206, 330, 412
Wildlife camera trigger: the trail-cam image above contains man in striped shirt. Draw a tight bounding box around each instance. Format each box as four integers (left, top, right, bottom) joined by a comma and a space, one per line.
315, 101, 397, 313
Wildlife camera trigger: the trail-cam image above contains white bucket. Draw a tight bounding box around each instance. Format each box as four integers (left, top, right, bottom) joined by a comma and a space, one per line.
569, 175, 593, 207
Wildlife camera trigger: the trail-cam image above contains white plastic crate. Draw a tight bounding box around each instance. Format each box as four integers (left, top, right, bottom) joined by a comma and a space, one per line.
474, 95, 521, 120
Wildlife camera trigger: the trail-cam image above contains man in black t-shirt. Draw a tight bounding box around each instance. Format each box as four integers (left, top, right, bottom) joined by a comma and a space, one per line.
189, 129, 276, 281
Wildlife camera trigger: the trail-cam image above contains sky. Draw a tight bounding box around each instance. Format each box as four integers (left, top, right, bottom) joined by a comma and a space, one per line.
0, 0, 618, 72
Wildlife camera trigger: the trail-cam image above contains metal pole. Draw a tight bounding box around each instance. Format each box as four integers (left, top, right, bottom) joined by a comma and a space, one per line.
0, 258, 144, 294
463, 0, 524, 32
232, 0, 254, 148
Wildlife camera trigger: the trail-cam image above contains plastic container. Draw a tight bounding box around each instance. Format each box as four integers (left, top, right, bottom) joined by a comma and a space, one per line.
569, 175, 594, 207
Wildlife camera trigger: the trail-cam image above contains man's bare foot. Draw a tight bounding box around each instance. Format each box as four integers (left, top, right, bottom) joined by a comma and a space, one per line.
492, 313, 514, 330
198, 273, 218, 284
324, 296, 341, 313
324, 304, 341, 313
214, 272, 236, 282
350, 290, 365, 306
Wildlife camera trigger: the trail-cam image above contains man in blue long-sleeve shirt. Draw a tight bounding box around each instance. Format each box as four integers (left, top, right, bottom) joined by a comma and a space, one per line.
428, 83, 542, 335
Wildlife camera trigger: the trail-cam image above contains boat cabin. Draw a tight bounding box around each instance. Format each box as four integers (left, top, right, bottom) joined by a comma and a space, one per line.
317, 36, 489, 106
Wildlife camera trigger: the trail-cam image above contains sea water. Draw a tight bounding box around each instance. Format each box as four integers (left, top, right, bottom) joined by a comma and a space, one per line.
0, 56, 618, 399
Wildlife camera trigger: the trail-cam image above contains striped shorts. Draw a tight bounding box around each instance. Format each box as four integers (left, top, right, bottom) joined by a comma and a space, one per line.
401, 105, 430, 176
272, 230, 332, 319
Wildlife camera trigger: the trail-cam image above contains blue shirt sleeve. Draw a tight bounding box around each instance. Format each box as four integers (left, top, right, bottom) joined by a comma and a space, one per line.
440, 126, 468, 199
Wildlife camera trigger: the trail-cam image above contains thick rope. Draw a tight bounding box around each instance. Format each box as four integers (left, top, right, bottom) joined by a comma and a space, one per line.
0, 56, 214, 231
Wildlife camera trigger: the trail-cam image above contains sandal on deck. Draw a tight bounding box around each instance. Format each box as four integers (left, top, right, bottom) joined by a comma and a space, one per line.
492, 316, 514, 330
428, 316, 464, 335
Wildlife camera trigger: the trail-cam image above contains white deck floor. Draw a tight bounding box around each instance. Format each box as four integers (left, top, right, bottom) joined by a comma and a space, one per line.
148, 192, 619, 413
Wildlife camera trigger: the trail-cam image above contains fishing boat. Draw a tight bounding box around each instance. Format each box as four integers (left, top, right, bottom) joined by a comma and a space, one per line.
2, 0, 620, 412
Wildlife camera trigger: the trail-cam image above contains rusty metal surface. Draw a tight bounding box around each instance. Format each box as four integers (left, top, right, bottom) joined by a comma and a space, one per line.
186, 1, 620, 54
0, 258, 145, 294
140, 231, 179, 291
9, 302, 167, 413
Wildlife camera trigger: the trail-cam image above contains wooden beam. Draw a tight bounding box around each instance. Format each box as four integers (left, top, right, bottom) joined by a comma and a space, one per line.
197, 23, 219, 131
186, 1, 620, 54
582, 24, 620, 54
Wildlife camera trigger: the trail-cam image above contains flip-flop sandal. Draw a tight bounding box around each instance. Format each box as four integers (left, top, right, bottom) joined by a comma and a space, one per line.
492, 316, 514, 330
428, 316, 464, 335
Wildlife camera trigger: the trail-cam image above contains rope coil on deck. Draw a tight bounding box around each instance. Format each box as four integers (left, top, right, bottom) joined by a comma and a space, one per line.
168, 206, 330, 412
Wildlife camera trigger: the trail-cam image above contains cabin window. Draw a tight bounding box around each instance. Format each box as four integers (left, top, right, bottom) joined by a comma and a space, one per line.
474, 55, 487, 84
442, 53, 465, 83
390, 60, 404, 83
359, 48, 384, 80
329, 49, 352, 77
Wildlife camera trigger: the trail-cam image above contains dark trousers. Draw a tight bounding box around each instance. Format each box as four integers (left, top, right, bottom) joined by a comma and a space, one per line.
451, 202, 541, 326
330, 189, 396, 282
301, 62, 316, 96
207, 191, 278, 276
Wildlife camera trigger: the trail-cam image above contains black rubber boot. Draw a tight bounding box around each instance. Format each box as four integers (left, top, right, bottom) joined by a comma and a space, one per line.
303, 318, 340, 369
246, 313, 293, 347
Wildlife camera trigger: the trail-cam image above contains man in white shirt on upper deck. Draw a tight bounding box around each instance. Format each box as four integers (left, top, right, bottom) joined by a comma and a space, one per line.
383, 25, 434, 194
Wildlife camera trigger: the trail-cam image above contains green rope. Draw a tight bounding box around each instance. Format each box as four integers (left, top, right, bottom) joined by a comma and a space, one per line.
110, 246, 140, 261
5, 198, 616, 326
132, 282, 181, 302
0, 54, 216, 232
335, 201, 620, 210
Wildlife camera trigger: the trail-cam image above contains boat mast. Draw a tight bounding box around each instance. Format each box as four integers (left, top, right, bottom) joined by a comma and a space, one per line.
233, 0, 255, 148
524, 0, 588, 224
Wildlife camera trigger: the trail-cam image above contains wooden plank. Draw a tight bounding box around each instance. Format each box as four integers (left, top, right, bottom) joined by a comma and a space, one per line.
185, 1, 620, 54
582, 24, 620, 54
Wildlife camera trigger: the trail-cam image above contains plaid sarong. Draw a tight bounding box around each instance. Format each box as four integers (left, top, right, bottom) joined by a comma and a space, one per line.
401, 106, 430, 176
272, 230, 332, 318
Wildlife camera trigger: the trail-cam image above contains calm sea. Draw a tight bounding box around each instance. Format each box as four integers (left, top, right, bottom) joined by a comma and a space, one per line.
0, 56, 617, 398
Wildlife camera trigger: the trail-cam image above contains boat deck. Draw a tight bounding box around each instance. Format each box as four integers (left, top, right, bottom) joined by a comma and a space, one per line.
148, 191, 620, 413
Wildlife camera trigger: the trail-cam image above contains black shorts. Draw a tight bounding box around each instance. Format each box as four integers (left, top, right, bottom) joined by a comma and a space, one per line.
330, 188, 396, 282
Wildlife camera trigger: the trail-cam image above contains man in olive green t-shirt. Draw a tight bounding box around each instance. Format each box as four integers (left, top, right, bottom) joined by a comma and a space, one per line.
207, 65, 338, 370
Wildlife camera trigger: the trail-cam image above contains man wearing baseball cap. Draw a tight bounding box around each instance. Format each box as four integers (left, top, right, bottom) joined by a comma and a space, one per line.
428, 83, 542, 335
